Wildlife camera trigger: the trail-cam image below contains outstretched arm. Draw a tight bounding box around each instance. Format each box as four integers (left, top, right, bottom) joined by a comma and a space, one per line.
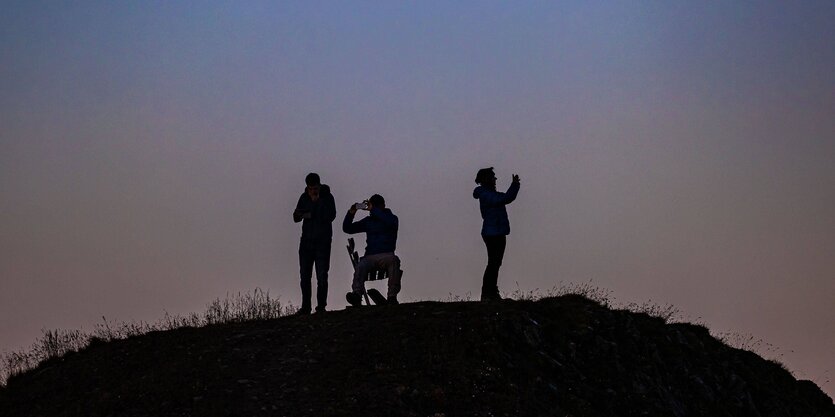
479, 188, 516, 206
503, 176, 520, 204
342, 208, 366, 234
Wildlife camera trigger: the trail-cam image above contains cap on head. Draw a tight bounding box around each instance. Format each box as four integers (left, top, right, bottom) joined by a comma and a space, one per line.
305, 173, 321, 186
369, 194, 385, 208
475, 167, 495, 185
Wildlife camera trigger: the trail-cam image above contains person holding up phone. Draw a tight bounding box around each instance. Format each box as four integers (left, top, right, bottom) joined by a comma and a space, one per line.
473, 167, 521, 301
343, 194, 401, 305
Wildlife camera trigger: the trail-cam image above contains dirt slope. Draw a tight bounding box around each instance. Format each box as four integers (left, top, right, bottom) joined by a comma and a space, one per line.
1, 295, 832, 417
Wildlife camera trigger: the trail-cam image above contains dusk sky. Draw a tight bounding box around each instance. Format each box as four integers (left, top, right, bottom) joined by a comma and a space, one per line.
1, 1, 833, 396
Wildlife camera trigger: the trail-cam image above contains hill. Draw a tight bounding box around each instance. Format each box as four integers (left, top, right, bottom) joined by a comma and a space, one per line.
1, 295, 833, 417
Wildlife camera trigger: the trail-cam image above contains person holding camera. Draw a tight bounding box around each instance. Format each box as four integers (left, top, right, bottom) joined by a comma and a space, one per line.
473, 167, 521, 301
293, 173, 337, 315
342, 194, 401, 305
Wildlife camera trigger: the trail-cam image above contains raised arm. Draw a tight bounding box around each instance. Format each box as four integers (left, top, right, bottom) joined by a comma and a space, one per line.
342, 209, 366, 234
478, 189, 513, 207
503, 179, 520, 204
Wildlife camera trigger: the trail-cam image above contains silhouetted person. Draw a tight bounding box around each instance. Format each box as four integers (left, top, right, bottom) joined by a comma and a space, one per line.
293, 173, 336, 314
343, 194, 401, 305
473, 167, 520, 301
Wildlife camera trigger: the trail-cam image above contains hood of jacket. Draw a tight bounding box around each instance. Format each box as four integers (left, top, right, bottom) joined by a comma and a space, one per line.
473, 185, 493, 199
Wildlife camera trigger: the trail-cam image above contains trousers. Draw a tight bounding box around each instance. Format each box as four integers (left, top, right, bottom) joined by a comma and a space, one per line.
481, 235, 506, 298
299, 238, 331, 310
352, 252, 401, 298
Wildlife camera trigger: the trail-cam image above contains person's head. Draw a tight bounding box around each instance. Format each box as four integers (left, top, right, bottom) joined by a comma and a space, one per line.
305, 173, 321, 201
368, 194, 385, 210
305, 173, 321, 187
475, 167, 496, 188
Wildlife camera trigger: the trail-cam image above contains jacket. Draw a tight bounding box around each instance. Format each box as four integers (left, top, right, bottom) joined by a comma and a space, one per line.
293, 184, 337, 241
473, 181, 520, 236
342, 207, 399, 256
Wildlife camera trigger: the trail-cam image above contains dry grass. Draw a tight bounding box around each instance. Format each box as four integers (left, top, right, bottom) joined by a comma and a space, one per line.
502, 280, 788, 370
713, 331, 788, 370
507, 280, 614, 307
3, 282, 790, 387
0, 288, 293, 386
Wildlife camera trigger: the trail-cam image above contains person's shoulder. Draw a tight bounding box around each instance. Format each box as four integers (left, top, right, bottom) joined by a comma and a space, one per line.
371, 207, 397, 219
474, 185, 496, 198
473, 186, 483, 198
320, 184, 332, 195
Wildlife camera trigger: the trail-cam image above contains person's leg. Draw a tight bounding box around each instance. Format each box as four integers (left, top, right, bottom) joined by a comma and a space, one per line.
352, 257, 371, 295
481, 235, 506, 300
374, 254, 401, 300
298, 241, 315, 312
490, 236, 507, 297
314, 238, 331, 312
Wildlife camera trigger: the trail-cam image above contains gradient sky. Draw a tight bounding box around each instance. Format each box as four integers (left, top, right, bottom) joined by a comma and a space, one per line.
2, 1, 833, 396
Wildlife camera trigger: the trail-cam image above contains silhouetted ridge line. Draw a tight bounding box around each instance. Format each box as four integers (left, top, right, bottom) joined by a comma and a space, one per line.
1, 296, 832, 417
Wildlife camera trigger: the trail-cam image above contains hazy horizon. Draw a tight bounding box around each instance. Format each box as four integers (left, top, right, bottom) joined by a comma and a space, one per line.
2, 1, 833, 396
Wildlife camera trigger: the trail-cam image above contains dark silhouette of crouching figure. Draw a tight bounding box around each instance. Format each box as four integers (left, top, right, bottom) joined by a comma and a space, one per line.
473, 167, 520, 301
342, 194, 401, 305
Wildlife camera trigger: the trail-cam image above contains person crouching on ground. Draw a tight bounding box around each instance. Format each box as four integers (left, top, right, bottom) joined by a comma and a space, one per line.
342, 194, 401, 306
473, 167, 520, 301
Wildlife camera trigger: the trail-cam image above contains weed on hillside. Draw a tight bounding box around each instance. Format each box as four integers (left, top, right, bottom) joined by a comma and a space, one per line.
2, 282, 791, 388
0, 288, 291, 386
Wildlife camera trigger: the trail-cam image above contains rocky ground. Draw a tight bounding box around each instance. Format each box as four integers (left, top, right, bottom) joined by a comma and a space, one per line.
1, 295, 833, 417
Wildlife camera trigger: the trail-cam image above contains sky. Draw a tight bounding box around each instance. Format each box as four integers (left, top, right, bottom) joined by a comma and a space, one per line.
1, 0, 833, 397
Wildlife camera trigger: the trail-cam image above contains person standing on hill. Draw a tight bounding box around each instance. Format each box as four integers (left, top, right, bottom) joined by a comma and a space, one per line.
293, 173, 337, 314
473, 167, 520, 301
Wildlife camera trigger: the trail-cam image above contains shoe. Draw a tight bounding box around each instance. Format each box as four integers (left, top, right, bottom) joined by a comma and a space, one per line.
294, 308, 311, 316
387, 296, 399, 305
345, 292, 362, 307
480, 294, 503, 302
314, 307, 326, 314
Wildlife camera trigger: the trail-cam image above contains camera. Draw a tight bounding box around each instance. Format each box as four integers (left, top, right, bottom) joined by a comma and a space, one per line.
354, 201, 368, 211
